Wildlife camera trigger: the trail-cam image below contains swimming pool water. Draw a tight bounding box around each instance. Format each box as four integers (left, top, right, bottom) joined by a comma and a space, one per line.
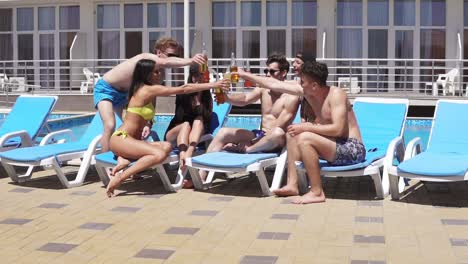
0, 114, 432, 150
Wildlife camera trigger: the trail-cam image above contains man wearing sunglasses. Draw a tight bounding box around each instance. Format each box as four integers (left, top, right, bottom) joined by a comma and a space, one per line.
94, 37, 207, 153
239, 61, 365, 204
205, 53, 300, 157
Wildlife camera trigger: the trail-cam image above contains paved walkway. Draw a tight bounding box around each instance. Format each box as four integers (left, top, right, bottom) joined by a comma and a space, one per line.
0, 165, 467, 264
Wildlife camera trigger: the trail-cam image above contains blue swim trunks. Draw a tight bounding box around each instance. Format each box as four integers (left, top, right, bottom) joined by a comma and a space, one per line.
93, 79, 128, 108
251, 129, 266, 141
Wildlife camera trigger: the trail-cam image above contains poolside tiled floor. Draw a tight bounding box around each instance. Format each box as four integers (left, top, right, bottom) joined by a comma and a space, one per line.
1, 165, 468, 263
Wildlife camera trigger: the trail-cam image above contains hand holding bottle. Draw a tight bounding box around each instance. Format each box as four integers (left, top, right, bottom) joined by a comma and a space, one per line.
191, 53, 207, 65
213, 78, 230, 105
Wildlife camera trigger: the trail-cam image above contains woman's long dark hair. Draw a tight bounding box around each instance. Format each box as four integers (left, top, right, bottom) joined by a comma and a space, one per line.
174, 65, 213, 128
127, 59, 156, 104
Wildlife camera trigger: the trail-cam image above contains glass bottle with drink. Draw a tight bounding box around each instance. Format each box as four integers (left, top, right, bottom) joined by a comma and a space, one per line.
214, 72, 229, 105
199, 42, 210, 83
230, 52, 239, 84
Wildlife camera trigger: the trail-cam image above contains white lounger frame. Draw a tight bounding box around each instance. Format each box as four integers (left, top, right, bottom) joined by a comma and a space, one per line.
386, 99, 468, 200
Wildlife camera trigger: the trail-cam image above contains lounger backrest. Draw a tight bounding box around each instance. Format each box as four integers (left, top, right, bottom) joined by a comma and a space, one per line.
428, 100, 468, 154
208, 103, 231, 136
78, 112, 123, 145
0, 95, 57, 139
353, 98, 408, 152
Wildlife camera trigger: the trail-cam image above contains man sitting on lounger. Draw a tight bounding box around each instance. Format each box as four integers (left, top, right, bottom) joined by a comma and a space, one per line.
238, 61, 365, 204
203, 53, 299, 161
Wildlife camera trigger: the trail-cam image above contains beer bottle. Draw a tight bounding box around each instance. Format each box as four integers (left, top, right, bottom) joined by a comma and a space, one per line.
230, 52, 239, 83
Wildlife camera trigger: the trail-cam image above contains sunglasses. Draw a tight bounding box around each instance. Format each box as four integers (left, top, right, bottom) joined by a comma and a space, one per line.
264, 69, 280, 75
166, 53, 178, 58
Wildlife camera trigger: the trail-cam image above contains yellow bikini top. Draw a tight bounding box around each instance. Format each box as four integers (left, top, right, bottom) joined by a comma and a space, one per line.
126, 102, 155, 121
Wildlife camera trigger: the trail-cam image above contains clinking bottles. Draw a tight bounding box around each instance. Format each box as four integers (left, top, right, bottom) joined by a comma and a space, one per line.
214, 72, 229, 105
200, 42, 210, 83
230, 52, 239, 84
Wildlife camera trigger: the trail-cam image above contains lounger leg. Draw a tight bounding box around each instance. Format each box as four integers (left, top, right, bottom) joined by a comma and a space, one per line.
256, 170, 272, 196
172, 168, 185, 190
187, 167, 207, 190
205, 171, 216, 184
389, 174, 404, 200
95, 164, 110, 186
270, 152, 287, 192
156, 165, 176, 193
2, 162, 33, 183
51, 158, 73, 188
370, 171, 384, 199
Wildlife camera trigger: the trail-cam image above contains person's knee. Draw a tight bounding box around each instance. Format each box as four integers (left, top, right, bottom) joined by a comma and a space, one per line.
160, 142, 173, 154
296, 132, 319, 146
182, 121, 191, 129
270, 127, 286, 145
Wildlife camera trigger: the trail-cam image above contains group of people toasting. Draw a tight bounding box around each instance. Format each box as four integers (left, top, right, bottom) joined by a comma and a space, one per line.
95, 37, 366, 204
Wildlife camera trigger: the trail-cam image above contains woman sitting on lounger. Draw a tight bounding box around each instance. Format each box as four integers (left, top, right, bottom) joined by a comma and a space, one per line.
106, 59, 230, 198
164, 64, 213, 188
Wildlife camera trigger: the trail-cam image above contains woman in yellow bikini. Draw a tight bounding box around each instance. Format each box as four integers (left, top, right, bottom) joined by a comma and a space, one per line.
106, 59, 230, 198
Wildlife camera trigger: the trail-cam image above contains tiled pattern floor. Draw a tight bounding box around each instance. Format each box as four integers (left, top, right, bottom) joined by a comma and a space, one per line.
1, 165, 468, 263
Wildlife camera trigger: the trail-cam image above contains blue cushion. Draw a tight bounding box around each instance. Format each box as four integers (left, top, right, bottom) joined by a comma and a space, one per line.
191, 152, 278, 168
428, 101, 468, 154
398, 152, 468, 176
0, 96, 56, 142
0, 142, 87, 162
353, 101, 407, 152
319, 150, 386, 172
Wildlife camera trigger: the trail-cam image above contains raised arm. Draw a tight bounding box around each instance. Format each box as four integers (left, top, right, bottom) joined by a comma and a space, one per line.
224, 87, 263, 107
238, 68, 304, 96
144, 79, 230, 97
137, 53, 206, 68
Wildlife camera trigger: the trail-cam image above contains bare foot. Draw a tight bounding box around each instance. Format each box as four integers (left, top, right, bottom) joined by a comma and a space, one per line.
106, 174, 122, 198
111, 156, 131, 176
292, 190, 326, 204
273, 185, 299, 197
182, 179, 194, 189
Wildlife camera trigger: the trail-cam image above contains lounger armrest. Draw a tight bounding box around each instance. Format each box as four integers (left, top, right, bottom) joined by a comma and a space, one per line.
0, 130, 34, 147
39, 129, 75, 146
404, 137, 422, 161
384, 136, 405, 169
86, 134, 103, 154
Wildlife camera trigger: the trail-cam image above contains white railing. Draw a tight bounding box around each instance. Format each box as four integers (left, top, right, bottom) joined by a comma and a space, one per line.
0, 58, 467, 97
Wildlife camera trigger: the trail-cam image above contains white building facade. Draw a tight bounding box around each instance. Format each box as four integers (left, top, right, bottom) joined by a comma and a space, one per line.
0, 0, 466, 92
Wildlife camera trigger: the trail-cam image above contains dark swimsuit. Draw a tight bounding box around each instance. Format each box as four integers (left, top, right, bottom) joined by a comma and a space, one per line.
164, 94, 211, 140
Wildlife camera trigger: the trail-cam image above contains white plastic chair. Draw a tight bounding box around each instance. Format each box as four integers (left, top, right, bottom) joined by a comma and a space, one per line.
436, 68, 460, 96
0, 73, 9, 92
80, 68, 101, 94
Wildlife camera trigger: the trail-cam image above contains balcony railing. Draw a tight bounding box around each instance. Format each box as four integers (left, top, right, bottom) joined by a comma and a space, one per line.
0, 58, 467, 98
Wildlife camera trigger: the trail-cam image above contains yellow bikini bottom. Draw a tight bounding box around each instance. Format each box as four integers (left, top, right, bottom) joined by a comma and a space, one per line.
112, 130, 128, 139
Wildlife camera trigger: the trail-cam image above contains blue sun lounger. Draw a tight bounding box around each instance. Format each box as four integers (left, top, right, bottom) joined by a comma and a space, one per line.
0, 95, 58, 151
0, 112, 121, 188
387, 100, 468, 199
94, 103, 232, 193
186, 106, 301, 196
296, 97, 409, 199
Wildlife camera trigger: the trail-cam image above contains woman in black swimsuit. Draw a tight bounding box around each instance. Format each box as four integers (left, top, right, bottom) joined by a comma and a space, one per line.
164, 64, 213, 187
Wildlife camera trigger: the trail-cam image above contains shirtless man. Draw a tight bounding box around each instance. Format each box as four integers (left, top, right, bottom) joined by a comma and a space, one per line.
239, 61, 366, 204
205, 53, 299, 158
94, 37, 206, 152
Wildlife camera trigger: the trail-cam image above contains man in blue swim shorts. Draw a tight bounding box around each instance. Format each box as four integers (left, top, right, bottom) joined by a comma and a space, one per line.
94, 37, 207, 152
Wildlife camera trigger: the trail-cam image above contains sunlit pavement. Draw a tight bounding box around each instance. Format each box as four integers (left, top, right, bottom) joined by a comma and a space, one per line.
1, 165, 468, 264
